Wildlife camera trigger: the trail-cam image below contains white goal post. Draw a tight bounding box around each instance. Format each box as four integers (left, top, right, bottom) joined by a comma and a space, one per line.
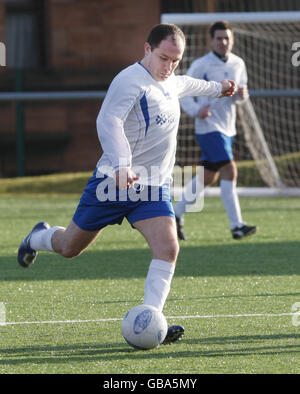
162, 11, 300, 197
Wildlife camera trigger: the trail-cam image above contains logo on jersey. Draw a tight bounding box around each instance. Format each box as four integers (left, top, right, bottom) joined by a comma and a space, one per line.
155, 112, 176, 126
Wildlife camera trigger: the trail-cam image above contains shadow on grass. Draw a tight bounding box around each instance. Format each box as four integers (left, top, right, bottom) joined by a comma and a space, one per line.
1, 332, 300, 367
2, 241, 300, 281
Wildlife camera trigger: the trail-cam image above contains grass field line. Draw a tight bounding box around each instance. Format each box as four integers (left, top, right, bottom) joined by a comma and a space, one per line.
3, 311, 296, 326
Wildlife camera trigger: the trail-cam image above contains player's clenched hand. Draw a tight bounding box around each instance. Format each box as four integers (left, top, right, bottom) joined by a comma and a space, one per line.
115, 167, 139, 190
219, 79, 236, 97
197, 104, 212, 119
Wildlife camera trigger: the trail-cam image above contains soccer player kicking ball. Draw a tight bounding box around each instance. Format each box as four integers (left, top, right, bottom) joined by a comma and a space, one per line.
18, 24, 236, 345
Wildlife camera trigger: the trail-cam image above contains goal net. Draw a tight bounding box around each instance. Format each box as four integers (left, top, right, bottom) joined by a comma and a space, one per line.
162, 12, 300, 194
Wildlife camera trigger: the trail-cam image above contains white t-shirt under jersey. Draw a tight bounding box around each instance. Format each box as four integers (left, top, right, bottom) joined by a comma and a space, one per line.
96, 61, 222, 186
180, 51, 248, 137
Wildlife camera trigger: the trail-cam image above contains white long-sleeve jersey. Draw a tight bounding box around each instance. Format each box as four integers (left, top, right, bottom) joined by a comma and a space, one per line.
180, 51, 248, 137
96, 61, 222, 186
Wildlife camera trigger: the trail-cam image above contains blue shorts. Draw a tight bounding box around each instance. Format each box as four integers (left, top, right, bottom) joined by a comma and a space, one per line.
196, 131, 234, 163
73, 171, 175, 231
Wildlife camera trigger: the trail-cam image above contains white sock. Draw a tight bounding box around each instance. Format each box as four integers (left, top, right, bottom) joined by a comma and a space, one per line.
30, 226, 65, 252
220, 179, 244, 229
144, 259, 175, 312
174, 176, 204, 218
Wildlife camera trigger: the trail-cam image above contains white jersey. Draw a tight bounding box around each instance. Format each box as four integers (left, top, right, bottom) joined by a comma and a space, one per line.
180, 51, 248, 137
96, 61, 222, 186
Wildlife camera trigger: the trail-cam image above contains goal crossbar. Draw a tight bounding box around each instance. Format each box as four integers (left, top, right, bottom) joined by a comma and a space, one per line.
161, 11, 300, 25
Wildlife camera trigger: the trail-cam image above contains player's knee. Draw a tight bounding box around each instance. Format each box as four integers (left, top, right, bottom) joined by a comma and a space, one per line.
169, 244, 179, 262
157, 239, 179, 263
220, 161, 237, 181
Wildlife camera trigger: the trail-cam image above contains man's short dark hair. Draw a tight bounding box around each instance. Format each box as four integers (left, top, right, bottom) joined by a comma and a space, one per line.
209, 21, 234, 38
146, 23, 185, 50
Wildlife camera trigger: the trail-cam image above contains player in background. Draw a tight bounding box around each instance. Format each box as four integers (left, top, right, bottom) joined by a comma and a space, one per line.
174, 21, 257, 241
18, 24, 235, 344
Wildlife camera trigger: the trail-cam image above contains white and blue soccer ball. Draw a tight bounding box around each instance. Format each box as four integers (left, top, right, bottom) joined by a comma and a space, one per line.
122, 304, 168, 350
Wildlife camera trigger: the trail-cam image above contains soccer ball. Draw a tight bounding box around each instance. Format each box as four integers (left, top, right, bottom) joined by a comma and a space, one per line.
122, 304, 168, 350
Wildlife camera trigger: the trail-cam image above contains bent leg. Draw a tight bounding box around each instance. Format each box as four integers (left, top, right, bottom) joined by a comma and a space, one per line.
19, 220, 103, 268
51, 220, 103, 258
